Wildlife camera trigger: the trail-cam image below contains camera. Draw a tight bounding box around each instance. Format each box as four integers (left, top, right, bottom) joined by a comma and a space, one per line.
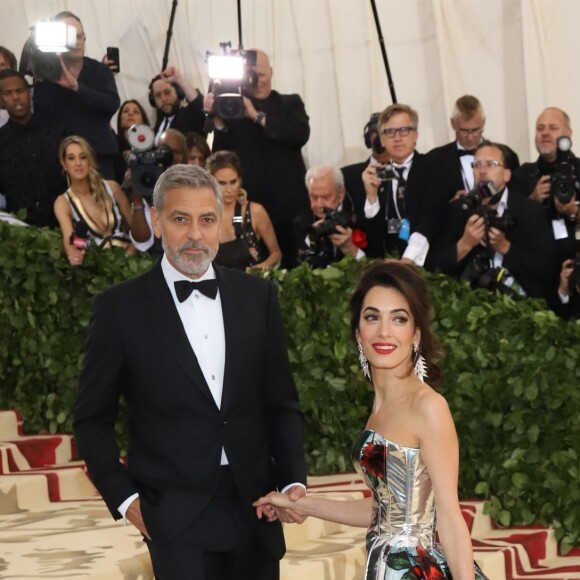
461, 254, 521, 300
308, 207, 352, 241
460, 181, 498, 213
376, 163, 394, 182
550, 136, 580, 205
21, 21, 77, 82
298, 207, 354, 268
207, 43, 258, 120
126, 125, 173, 199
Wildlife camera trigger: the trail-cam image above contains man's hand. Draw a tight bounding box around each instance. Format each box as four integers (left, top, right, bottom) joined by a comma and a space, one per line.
487, 226, 511, 255
55, 57, 79, 91
161, 65, 182, 85
243, 96, 259, 122
462, 213, 486, 250
329, 225, 358, 257
450, 189, 467, 202
362, 163, 381, 204
126, 498, 151, 540
101, 54, 119, 74
559, 259, 574, 295
203, 93, 225, 129
554, 193, 578, 219
530, 174, 551, 203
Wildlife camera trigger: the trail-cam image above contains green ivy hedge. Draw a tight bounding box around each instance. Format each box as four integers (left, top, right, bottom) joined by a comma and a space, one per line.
1, 222, 579, 551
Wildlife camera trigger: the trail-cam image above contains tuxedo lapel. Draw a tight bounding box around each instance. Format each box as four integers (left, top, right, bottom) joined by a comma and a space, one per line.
144, 263, 217, 406
214, 266, 245, 415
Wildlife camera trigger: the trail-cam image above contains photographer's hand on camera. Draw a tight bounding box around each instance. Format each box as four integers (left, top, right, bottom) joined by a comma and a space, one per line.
203, 92, 226, 130
483, 226, 511, 255
554, 193, 579, 221
55, 56, 79, 91
362, 164, 381, 205
457, 213, 486, 261
530, 174, 551, 203
329, 224, 359, 258
242, 96, 266, 126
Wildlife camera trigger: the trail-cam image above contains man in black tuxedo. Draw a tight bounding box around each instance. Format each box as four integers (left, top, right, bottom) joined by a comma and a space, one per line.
73, 164, 307, 579
149, 66, 206, 144
360, 103, 444, 262
204, 50, 310, 268
426, 143, 556, 300
426, 95, 520, 204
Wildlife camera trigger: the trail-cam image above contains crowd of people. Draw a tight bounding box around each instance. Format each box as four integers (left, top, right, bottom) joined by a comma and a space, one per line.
0, 11, 578, 321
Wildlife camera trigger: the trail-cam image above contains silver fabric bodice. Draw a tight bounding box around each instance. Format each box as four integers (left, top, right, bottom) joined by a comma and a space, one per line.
352, 429, 437, 552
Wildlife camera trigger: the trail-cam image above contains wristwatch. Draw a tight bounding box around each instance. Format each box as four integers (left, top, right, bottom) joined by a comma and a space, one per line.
255, 111, 266, 126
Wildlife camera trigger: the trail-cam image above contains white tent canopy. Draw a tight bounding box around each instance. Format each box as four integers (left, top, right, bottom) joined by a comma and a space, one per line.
1, 0, 578, 168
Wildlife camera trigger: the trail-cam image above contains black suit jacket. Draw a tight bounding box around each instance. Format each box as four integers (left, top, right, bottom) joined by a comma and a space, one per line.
341, 159, 371, 222
426, 189, 557, 299
212, 90, 310, 224
362, 152, 445, 258
73, 262, 306, 556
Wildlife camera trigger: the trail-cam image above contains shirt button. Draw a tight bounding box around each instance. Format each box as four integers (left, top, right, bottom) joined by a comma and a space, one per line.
211, 375, 215, 380
194, 294, 199, 299
204, 334, 208, 339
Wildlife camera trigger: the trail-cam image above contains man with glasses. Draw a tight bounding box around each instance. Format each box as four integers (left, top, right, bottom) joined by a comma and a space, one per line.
427, 142, 555, 299
427, 95, 519, 203
32, 11, 120, 179
361, 103, 442, 263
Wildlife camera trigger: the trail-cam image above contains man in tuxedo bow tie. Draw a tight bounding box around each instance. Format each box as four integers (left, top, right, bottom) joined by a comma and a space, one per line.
74, 164, 307, 579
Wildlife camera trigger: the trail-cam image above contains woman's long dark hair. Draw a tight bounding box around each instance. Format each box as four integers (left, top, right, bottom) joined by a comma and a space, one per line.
349, 261, 444, 387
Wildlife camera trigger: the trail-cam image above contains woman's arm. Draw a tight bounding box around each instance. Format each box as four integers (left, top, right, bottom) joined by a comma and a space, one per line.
54, 195, 86, 266
416, 390, 477, 580
253, 492, 373, 528
248, 202, 282, 270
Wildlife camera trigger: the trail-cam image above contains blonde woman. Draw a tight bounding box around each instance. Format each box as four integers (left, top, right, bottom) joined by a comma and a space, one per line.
54, 135, 150, 266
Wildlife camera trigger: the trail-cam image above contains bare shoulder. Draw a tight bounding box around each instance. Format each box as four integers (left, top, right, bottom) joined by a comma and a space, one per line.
411, 385, 452, 425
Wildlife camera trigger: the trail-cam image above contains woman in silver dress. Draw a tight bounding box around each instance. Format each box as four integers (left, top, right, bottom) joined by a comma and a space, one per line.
254, 261, 487, 579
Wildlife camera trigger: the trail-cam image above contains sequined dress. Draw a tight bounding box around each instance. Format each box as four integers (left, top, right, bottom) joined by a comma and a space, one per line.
352, 429, 488, 579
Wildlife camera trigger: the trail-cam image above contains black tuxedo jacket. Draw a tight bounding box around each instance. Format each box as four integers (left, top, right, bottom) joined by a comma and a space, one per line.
73, 262, 306, 556
426, 141, 521, 203
341, 159, 372, 222
426, 190, 557, 299
362, 152, 445, 258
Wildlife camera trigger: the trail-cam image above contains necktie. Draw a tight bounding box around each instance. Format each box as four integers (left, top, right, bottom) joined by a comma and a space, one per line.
458, 149, 475, 157
394, 166, 407, 216
174, 279, 218, 302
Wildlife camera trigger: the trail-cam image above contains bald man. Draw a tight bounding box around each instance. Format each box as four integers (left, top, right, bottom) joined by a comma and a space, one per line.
204, 50, 310, 268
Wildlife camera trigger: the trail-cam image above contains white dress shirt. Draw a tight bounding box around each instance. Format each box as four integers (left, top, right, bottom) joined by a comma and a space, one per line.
363, 153, 430, 265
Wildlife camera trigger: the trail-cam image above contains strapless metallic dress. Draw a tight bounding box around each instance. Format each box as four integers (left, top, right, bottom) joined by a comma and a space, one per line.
352, 429, 488, 579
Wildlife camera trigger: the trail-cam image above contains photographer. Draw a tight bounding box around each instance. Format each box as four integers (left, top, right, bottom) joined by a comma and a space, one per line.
511, 107, 580, 265
31, 11, 120, 180
427, 142, 557, 300
293, 165, 366, 268
149, 66, 205, 143
204, 49, 310, 268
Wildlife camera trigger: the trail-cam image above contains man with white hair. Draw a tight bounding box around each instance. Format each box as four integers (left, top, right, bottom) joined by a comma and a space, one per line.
293, 165, 366, 267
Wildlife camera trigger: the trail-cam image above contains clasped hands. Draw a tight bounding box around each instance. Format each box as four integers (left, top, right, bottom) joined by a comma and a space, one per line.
253, 484, 307, 524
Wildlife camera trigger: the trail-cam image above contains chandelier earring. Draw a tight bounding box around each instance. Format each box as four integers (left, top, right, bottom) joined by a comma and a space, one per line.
413, 343, 428, 383
357, 340, 371, 380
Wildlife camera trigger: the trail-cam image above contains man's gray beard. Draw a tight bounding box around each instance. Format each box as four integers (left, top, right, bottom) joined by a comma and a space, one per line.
163, 239, 218, 277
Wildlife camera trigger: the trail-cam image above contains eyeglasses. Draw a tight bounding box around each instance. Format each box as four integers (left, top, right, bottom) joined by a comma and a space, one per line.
380, 126, 415, 138
457, 127, 483, 137
471, 160, 504, 169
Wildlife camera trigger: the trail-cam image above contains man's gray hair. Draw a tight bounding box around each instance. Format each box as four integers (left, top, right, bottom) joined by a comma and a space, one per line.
153, 164, 223, 214
305, 165, 344, 192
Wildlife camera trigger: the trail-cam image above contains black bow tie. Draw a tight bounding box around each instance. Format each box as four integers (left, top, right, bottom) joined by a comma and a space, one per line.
174, 279, 218, 302
458, 149, 475, 157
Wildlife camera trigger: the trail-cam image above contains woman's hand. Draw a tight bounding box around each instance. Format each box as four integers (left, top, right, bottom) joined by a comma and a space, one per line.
67, 245, 86, 266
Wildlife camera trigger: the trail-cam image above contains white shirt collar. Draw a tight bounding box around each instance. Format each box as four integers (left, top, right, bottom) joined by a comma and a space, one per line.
392, 152, 414, 169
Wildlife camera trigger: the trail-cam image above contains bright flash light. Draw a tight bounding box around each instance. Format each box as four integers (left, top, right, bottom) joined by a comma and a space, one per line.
34, 21, 77, 53
207, 55, 244, 80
